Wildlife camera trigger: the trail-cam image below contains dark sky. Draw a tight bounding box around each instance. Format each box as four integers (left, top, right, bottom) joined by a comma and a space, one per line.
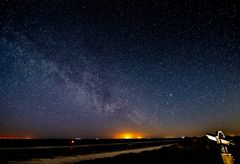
0, 0, 240, 138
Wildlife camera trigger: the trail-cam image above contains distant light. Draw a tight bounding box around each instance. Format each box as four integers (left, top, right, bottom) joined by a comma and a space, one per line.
71, 140, 75, 144
114, 132, 145, 139
96, 138, 100, 140
123, 134, 132, 139
0, 136, 32, 139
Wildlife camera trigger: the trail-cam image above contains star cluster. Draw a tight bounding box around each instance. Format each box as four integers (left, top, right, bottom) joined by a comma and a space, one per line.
0, 0, 240, 138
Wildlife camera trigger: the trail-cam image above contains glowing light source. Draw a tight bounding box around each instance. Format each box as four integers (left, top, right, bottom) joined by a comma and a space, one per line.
123, 133, 132, 139
114, 132, 144, 139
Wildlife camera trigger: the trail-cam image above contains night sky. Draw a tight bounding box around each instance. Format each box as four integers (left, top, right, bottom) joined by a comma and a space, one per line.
0, 0, 240, 138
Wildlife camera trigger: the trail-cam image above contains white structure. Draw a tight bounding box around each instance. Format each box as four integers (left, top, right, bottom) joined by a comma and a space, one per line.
206, 131, 234, 164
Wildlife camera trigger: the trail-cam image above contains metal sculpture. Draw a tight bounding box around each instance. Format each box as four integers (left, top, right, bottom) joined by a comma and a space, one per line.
206, 131, 234, 164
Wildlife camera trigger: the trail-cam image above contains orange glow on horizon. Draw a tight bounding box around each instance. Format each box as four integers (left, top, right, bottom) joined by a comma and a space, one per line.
114, 132, 144, 139
0, 136, 32, 139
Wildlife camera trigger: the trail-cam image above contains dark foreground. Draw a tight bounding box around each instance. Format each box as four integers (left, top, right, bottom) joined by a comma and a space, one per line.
0, 136, 239, 163
80, 136, 240, 164
0, 138, 178, 163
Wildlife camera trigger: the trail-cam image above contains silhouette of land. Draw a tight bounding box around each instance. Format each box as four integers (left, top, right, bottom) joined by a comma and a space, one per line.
0, 136, 239, 163
80, 136, 240, 164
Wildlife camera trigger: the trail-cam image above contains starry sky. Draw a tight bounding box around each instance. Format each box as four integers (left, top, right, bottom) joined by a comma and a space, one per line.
0, 0, 240, 138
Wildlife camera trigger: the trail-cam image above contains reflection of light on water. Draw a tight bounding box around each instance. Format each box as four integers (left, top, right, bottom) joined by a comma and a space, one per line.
27, 145, 170, 163
114, 132, 144, 139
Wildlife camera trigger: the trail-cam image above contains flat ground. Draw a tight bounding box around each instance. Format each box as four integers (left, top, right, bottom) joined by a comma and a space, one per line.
80, 137, 240, 164
1, 137, 239, 163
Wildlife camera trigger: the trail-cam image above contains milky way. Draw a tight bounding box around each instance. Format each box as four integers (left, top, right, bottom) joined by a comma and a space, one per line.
0, 1, 240, 138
